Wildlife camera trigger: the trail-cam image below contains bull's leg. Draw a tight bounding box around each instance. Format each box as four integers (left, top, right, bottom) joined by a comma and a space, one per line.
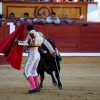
55, 70, 63, 89
54, 57, 63, 89
51, 72, 57, 86
39, 71, 45, 89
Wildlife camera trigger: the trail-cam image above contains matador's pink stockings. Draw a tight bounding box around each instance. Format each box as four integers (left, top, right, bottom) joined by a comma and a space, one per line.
28, 76, 36, 90
33, 76, 39, 88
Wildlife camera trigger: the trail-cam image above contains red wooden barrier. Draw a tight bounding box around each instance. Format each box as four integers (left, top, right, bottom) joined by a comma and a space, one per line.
0, 25, 9, 64
0, 23, 100, 64
15, 23, 100, 53
1, 24, 100, 53
80, 27, 100, 52
46, 25, 78, 52
0, 25, 9, 42
0, 24, 100, 64
0, 56, 8, 64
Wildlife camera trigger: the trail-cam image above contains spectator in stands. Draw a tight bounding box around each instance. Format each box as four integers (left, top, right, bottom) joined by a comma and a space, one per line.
15, 20, 21, 27
40, 0, 51, 2
63, 0, 69, 2
60, 14, 74, 24
73, 0, 78, 2
7, 13, 16, 24
60, 14, 68, 21
0, 14, 3, 20
1, 18, 7, 26
46, 12, 60, 24
79, 15, 85, 22
77, 0, 93, 2
33, 14, 46, 24
53, 0, 63, 2
0, 14, 3, 27
67, 0, 87, 2
67, 0, 73, 1
20, 12, 31, 23
82, 23, 88, 26
51, 0, 89, 1
44, 0, 51, 1
29, 0, 42, 1
86, 0, 94, 1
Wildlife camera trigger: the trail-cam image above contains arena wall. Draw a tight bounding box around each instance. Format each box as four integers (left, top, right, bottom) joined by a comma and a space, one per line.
0, 24, 100, 64
0, 2, 100, 64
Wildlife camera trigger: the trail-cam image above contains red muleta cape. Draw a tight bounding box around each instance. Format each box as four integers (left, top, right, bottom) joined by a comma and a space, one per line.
0, 23, 26, 70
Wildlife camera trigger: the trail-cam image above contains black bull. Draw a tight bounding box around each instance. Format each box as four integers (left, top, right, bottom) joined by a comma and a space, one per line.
37, 38, 63, 89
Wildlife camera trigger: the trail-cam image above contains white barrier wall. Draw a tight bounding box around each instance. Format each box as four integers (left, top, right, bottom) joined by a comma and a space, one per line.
0, 2, 2, 14
87, 4, 98, 22
97, 0, 100, 21
7, 23, 15, 34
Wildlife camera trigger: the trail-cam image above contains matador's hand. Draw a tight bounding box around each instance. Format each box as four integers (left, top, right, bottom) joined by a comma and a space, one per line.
30, 33, 35, 39
52, 52, 56, 58
14, 38, 18, 43
28, 38, 35, 46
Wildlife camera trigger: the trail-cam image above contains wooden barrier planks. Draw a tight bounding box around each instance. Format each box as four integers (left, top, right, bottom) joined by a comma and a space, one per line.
80, 27, 100, 52
0, 24, 100, 53
0, 24, 100, 64
0, 25, 9, 42
47, 25, 78, 52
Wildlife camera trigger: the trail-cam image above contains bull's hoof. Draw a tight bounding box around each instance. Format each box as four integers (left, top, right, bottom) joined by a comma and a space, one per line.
37, 87, 41, 92
53, 83, 57, 86
58, 86, 64, 90
39, 85, 43, 88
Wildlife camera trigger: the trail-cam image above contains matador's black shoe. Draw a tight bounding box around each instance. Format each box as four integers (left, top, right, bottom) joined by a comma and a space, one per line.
26, 88, 38, 94
37, 87, 41, 92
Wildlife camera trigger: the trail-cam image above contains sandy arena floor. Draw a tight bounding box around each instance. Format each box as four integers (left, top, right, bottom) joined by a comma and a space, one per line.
0, 63, 100, 100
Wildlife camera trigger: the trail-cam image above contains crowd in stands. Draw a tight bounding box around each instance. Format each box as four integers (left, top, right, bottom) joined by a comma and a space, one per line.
1, 0, 98, 2
0, 12, 86, 27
